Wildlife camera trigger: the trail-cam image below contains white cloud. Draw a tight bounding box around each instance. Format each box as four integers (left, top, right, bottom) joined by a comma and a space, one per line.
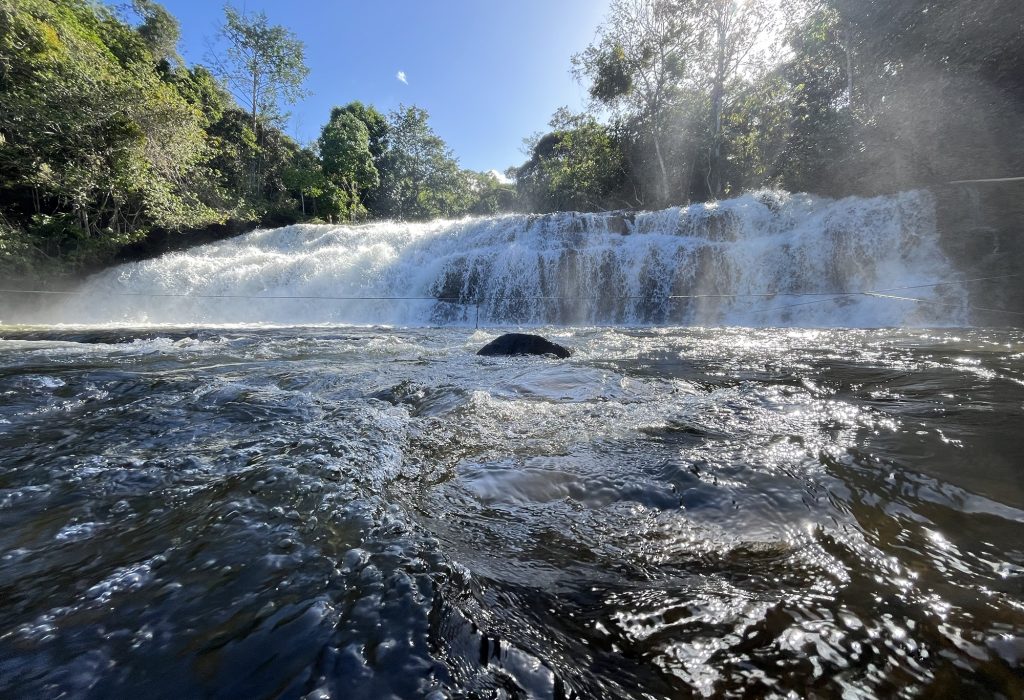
487, 169, 512, 185
396, 70, 408, 85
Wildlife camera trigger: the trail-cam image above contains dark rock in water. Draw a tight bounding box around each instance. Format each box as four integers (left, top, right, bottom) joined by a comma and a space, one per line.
477, 333, 571, 358
607, 213, 634, 235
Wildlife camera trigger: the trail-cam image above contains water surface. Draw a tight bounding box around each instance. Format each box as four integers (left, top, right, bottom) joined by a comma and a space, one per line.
0, 326, 1022, 697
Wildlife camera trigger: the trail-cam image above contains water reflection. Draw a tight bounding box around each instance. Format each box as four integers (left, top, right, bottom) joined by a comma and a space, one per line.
0, 327, 1022, 697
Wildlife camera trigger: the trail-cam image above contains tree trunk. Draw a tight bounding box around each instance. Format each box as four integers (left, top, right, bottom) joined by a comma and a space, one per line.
708, 10, 728, 199
684, 140, 698, 205
652, 117, 670, 206
250, 72, 260, 195
78, 207, 90, 237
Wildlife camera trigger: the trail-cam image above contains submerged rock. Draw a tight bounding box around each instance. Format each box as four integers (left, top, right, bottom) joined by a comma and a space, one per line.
476, 333, 571, 359
607, 213, 634, 235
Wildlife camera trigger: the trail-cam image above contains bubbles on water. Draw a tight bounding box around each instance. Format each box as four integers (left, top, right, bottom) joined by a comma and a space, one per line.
84, 561, 155, 604
54, 521, 99, 542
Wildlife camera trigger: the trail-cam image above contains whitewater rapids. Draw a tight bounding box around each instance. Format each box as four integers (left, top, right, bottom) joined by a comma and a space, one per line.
18, 190, 967, 327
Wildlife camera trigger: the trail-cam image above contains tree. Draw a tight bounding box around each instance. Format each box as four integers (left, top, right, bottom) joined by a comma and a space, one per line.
0, 0, 312, 275
717, 70, 790, 192
326, 101, 389, 214
376, 106, 472, 220
131, 0, 181, 64
210, 7, 309, 132
0, 0, 215, 249
319, 110, 379, 221
206, 7, 309, 198
161, 64, 233, 127
573, 0, 695, 206
283, 146, 339, 218
774, 5, 857, 195
514, 109, 628, 212
330, 101, 389, 160
825, 0, 1024, 188
465, 171, 516, 215
699, 0, 777, 198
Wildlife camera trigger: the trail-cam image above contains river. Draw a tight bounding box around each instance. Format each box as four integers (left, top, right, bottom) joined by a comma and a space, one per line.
1, 326, 1022, 697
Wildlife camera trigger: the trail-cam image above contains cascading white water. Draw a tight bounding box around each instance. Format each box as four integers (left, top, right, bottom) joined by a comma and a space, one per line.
41, 190, 967, 327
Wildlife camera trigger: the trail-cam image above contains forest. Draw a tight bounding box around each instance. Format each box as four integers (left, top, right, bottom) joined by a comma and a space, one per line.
1, 0, 1022, 276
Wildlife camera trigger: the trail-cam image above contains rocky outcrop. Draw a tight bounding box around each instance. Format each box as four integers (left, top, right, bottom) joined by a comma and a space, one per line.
476, 333, 571, 358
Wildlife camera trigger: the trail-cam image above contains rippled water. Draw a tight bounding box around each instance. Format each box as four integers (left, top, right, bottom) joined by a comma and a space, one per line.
1, 326, 1022, 698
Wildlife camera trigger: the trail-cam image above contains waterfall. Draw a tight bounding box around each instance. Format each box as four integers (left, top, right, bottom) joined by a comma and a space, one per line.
41, 190, 967, 327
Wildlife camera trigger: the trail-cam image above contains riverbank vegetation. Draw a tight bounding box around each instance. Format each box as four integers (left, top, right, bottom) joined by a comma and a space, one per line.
1, 0, 1021, 277
520, 0, 1024, 211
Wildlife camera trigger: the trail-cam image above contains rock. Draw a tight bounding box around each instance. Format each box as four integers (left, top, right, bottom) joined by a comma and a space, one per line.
606, 212, 635, 235
476, 333, 571, 359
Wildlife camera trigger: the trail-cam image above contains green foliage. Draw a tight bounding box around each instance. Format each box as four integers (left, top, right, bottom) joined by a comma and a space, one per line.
331, 102, 389, 160
589, 43, 633, 104
514, 109, 628, 213
0, 214, 43, 275
0, 0, 218, 253
572, 0, 699, 205
376, 105, 473, 220
131, 0, 181, 64
774, 6, 857, 195
465, 171, 516, 216
203, 6, 310, 202
0, 0, 309, 275
281, 147, 322, 216
211, 7, 310, 129
161, 64, 232, 127
718, 74, 790, 194
319, 110, 379, 220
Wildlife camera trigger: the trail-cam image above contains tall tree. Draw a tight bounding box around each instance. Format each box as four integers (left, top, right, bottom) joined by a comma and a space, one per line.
210, 7, 309, 133
573, 0, 696, 206
131, 0, 181, 64
327, 101, 389, 214
319, 110, 379, 221
699, 0, 776, 198
775, 5, 857, 195
330, 102, 389, 160
377, 106, 471, 220
207, 7, 308, 197
514, 108, 628, 212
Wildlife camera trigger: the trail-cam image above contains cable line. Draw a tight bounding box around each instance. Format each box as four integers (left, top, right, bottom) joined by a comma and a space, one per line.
946, 176, 1024, 185
0, 273, 1019, 303
864, 292, 1024, 318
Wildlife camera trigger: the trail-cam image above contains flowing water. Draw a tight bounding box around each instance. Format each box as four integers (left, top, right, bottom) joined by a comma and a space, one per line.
9, 190, 968, 328
1, 192, 1022, 698
0, 327, 1022, 698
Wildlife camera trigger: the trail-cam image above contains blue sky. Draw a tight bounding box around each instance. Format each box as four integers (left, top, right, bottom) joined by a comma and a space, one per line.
141, 1, 611, 173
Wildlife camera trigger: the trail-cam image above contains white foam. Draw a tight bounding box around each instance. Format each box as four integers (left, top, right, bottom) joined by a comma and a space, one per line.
39, 191, 965, 327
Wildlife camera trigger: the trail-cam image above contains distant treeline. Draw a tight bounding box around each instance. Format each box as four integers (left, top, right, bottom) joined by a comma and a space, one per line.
1, 0, 1022, 276
519, 0, 1024, 212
